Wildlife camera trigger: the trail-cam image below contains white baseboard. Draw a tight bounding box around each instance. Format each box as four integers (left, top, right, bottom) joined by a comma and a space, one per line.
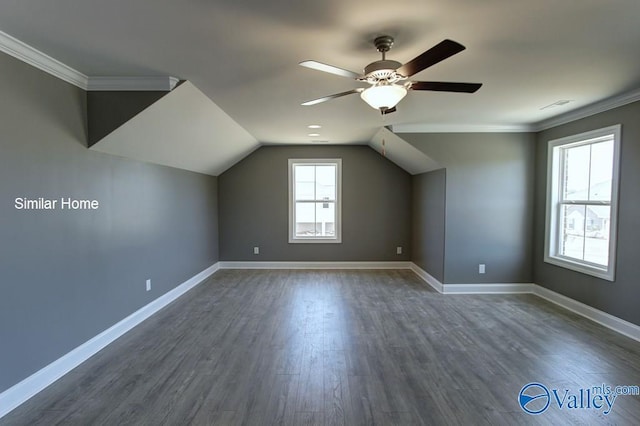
443, 283, 534, 294
219, 261, 412, 270
409, 262, 640, 343
0, 262, 220, 419
532, 284, 640, 342
409, 263, 533, 294
409, 263, 444, 293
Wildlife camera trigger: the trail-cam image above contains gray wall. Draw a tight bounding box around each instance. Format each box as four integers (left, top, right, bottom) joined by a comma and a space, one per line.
534, 101, 640, 326
219, 145, 411, 261
87, 90, 169, 146
0, 52, 219, 393
402, 133, 535, 284
411, 169, 446, 282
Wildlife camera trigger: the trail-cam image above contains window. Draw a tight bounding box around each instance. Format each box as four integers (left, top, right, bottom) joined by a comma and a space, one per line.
288, 159, 342, 243
544, 125, 621, 281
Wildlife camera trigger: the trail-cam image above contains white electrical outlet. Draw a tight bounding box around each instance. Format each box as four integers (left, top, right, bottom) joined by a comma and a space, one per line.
479, 264, 486, 274
396, 246, 403, 255
253, 246, 260, 255
146, 279, 151, 291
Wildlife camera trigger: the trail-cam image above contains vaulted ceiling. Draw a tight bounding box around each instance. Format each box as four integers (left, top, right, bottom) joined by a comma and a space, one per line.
1, 0, 640, 145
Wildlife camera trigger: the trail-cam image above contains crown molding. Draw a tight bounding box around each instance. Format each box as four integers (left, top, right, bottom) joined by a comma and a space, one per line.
0, 29, 179, 92
87, 76, 180, 91
0, 29, 88, 89
390, 88, 640, 135
391, 123, 533, 133
533, 88, 640, 132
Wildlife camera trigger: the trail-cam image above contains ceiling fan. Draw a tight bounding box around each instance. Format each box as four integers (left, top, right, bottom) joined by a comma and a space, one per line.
300, 35, 482, 114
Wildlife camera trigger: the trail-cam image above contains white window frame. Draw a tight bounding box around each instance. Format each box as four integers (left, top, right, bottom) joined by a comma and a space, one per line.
544, 125, 621, 281
288, 158, 342, 244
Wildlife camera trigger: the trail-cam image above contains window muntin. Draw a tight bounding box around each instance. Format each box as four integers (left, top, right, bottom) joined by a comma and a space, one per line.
544, 125, 621, 281
288, 159, 341, 243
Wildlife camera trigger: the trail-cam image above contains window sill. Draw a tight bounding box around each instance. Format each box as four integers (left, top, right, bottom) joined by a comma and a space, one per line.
289, 238, 342, 244
544, 255, 614, 282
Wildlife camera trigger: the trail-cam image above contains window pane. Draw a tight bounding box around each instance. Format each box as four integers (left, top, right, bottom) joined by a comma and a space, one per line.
560, 204, 585, 260
295, 181, 314, 201
315, 165, 336, 200
315, 202, 335, 236
295, 166, 315, 200
295, 202, 315, 236
584, 206, 610, 266
588, 140, 613, 201
563, 144, 590, 200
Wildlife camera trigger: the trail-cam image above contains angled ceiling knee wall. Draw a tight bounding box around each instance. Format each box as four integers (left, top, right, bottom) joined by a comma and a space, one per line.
89, 81, 259, 176
369, 127, 441, 175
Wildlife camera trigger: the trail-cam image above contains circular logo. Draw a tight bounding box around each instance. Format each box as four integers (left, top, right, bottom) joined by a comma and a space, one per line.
519, 383, 550, 415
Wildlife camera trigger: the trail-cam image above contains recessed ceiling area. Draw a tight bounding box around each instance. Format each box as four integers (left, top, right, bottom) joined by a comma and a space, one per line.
0, 0, 639, 144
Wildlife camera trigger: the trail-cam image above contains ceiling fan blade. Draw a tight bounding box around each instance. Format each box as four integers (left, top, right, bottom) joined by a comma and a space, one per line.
410, 81, 482, 93
301, 88, 364, 106
397, 39, 466, 77
381, 106, 397, 115
299, 60, 361, 79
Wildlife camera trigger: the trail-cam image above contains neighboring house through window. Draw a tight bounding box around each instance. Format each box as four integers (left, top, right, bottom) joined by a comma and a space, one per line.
288, 159, 342, 243
544, 125, 621, 281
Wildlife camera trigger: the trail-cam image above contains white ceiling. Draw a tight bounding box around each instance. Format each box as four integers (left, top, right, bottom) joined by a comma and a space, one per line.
1, 0, 640, 145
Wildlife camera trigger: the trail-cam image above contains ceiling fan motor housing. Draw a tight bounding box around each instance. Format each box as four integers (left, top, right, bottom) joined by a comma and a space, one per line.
363, 60, 404, 84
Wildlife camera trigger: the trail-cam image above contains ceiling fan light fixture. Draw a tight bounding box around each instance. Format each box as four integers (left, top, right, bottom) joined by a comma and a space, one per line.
360, 84, 407, 110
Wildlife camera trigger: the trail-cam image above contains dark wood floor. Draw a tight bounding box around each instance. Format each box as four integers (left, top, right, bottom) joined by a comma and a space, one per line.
2, 269, 640, 425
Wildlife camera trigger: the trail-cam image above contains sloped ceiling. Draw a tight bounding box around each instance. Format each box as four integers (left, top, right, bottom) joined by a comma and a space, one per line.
90, 81, 259, 176
369, 128, 440, 175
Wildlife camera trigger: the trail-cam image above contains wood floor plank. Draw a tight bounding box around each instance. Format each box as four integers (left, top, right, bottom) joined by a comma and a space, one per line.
293, 411, 323, 426
2, 269, 640, 425
261, 374, 299, 426
296, 339, 324, 413
323, 350, 351, 426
